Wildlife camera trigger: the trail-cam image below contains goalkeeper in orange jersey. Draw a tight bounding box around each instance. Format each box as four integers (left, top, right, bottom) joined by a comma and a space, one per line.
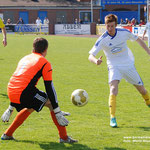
1, 37, 77, 143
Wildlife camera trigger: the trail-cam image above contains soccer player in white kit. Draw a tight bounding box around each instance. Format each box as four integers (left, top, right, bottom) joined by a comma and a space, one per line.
89, 14, 150, 127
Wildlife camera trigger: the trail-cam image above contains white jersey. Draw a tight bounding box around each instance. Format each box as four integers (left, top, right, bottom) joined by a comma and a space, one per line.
89, 28, 138, 67
36, 19, 42, 25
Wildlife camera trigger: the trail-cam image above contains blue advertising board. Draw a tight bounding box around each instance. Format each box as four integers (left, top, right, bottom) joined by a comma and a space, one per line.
102, 0, 146, 5
14, 24, 48, 34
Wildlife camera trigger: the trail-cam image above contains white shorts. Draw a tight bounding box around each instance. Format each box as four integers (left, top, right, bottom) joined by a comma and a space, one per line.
108, 65, 143, 85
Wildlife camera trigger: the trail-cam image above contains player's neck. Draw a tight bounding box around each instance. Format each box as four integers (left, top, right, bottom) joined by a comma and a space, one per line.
107, 29, 116, 37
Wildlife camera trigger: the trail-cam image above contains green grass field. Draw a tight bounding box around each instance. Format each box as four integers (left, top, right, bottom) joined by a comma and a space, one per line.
0, 34, 150, 150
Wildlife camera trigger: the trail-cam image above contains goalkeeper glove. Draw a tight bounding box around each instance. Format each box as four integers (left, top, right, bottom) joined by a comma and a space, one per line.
61, 111, 70, 116
1, 105, 14, 122
54, 107, 69, 126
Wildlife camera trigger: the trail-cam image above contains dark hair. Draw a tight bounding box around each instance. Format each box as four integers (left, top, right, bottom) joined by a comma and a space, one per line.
105, 14, 118, 25
33, 37, 48, 53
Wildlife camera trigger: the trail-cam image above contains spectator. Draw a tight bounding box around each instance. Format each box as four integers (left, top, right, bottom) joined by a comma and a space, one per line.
74, 18, 78, 24
17, 18, 24, 24
139, 20, 145, 26
36, 17, 42, 26
44, 17, 49, 25
120, 18, 125, 25
6, 19, 12, 25
125, 18, 129, 24
127, 20, 131, 26
131, 18, 137, 26
97, 18, 101, 24
79, 19, 83, 24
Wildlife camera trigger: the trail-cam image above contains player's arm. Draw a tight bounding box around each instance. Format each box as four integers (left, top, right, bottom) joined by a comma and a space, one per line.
44, 80, 58, 109
44, 80, 69, 126
43, 62, 69, 126
1, 27, 7, 47
88, 36, 103, 65
88, 54, 103, 65
136, 37, 150, 55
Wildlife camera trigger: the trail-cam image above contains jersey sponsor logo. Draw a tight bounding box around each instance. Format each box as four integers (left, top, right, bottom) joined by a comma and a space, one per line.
111, 47, 123, 54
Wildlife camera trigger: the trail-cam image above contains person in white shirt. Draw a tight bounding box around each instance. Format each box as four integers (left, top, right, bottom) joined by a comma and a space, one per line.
36, 17, 42, 26
89, 14, 150, 128
44, 17, 49, 25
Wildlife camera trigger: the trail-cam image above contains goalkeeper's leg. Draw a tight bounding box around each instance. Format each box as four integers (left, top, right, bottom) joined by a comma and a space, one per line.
45, 99, 77, 143
2, 108, 33, 139
1, 104, 14, 122
45, 100, 68, 140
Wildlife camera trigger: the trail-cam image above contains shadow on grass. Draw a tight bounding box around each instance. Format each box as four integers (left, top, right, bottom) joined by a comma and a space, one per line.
103, 148, 126, 150
121, 126, 150, 131
15, 140, 98, 150
0, 93, 8, 99
138, 126, 150, 131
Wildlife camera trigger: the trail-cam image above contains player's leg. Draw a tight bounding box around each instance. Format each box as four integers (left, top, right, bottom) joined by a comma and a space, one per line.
44, 99, 77, 143
122, 65, 150, 107
109, 80, 119, 127
108, 67, 122, 127
1, 108, 34, 140
1, 87, 43, 140
134, 85, 150, 107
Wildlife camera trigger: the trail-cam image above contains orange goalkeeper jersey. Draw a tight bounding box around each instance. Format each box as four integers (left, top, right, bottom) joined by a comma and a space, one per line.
8, 52, 52, 104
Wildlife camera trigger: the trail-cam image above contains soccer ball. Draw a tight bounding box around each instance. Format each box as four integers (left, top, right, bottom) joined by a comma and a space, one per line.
71, 89, 88, 107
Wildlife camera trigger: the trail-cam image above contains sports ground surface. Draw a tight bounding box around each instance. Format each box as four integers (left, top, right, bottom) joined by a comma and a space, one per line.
0, 34, 150, 150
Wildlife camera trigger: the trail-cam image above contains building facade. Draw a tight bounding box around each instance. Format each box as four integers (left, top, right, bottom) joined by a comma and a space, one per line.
0, 0, 101, 25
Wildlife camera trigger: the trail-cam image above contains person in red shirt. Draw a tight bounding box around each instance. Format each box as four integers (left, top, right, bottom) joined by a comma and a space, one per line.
1, 37, 77, 143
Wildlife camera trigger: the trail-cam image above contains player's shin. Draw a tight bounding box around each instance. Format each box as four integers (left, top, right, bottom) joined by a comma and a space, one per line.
142, 91, 150, 107
50, 111, 68, 140
4, 108, 31, 136
109, 95, 116, 118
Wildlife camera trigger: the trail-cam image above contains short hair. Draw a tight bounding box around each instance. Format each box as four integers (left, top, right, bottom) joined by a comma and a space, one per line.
105, 14, 118, 25
33, 37, 48, 53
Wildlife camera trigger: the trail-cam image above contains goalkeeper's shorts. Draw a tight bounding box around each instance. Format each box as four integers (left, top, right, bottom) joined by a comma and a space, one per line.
11, 87, 48, 112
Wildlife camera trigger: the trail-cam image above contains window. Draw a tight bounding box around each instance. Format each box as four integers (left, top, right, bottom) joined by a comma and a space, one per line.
80, 11, 91, 23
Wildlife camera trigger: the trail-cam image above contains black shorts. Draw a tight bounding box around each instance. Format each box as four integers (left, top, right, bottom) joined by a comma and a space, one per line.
11, 87, 48, 112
